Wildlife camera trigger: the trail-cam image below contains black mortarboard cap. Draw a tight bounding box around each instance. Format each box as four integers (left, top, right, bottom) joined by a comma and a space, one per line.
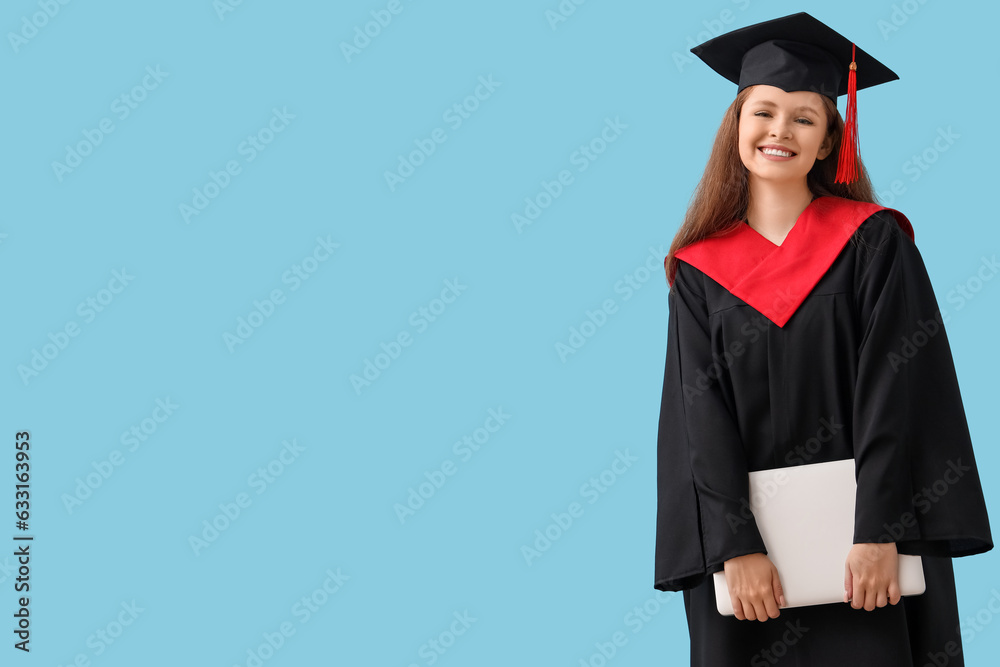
690, 12, 899, 183
690, 12, 898, 100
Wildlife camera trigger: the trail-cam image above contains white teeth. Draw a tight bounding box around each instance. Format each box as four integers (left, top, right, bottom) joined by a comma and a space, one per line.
761, 147, 794, 157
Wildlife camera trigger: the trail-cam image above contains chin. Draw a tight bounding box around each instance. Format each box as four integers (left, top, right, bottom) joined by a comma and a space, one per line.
748, 171, 810, 185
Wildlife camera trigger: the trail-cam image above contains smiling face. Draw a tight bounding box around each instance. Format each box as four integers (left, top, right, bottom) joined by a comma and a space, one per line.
737, 85, 835, 186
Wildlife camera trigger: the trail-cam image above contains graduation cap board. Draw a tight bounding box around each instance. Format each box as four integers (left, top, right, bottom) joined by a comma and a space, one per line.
690, 12, 899, 183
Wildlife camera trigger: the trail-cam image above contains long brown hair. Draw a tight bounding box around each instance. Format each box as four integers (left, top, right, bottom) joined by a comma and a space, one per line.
665, 85, 878, 285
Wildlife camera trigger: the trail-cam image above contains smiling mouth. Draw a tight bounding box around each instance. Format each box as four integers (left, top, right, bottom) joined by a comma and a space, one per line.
759, 147, 796, 157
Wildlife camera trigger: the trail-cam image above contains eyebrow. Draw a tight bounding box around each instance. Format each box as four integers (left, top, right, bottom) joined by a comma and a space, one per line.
751, 100, 821, 114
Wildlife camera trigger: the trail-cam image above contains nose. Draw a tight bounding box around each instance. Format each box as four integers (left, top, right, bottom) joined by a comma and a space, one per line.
769, 118, 793, 139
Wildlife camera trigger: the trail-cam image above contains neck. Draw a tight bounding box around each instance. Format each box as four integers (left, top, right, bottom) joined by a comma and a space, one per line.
745, 178, 816, 241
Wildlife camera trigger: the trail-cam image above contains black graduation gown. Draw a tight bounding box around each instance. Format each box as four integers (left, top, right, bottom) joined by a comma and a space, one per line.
653, 196, 993, 667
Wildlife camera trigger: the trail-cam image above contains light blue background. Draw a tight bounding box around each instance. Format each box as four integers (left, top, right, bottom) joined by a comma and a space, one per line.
3, 0, 999, 665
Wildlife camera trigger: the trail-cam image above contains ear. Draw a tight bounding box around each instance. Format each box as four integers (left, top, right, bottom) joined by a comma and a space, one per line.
816, 132, 835, 161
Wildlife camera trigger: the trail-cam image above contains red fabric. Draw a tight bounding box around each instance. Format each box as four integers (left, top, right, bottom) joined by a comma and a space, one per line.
835, 44, 859, 184
669, 196, 913, 328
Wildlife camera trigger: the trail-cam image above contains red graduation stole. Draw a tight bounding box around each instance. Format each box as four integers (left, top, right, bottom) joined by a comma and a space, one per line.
671, 196, 913, 328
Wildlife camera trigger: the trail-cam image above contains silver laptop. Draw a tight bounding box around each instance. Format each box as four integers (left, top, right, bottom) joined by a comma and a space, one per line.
714, 457, 925, 616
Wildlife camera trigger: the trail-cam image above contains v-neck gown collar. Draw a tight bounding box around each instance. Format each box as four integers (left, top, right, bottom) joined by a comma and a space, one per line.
672, 196, 914, 327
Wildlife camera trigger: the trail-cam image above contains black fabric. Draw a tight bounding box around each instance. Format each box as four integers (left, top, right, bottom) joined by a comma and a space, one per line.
738, 39, 843, 101
653, 210, 993, 666
682, 554, 961, 667
690, 11, 899, 99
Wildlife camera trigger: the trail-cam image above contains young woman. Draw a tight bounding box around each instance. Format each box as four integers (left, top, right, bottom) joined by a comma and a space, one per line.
654, 13, 993, 666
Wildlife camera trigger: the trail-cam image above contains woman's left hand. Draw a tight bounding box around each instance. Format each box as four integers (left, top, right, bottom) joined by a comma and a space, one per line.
844, 542, 901, 610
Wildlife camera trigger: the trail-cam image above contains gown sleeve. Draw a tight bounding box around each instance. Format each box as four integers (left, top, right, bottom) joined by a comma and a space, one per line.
654, 260, 769, 592
851, 211, 993, 557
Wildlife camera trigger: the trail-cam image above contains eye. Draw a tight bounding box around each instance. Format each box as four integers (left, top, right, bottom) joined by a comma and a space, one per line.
796, 118, 815, 125
753, 111, 771, 118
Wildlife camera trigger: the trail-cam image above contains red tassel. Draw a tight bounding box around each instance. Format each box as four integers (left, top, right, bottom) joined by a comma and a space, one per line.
835, 43, 859, 184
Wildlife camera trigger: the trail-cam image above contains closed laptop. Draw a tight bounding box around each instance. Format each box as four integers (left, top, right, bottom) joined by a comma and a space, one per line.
714, 458, 925, 616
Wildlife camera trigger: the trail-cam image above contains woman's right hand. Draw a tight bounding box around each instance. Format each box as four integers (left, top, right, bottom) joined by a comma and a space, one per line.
723, 552, 786, 621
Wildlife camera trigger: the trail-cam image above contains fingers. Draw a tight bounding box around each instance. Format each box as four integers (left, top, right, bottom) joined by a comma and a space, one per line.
745, 574, 784, 621
761, 594, 781, 620
730, 590, 771, 621
737, 590, 781, 622
725, 554, 783, 621
847, 574, 901, 610
849, 580, 877, 611
729, 589, 757, 621
843, 561, 852, 604
864, 588, 877, 612
771, 569, 785, 611
850, 584, 865, 610
731, 595, 755, 621
850, 581, 896, 611
845, 544, 902, 611
888, 579, 902, 605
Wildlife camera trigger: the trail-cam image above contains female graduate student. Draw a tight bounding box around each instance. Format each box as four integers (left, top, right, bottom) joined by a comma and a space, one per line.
653, 12, 993, 666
